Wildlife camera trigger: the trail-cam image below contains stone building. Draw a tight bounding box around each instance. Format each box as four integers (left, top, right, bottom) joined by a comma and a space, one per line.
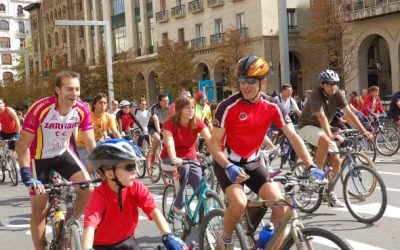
0, 0, 34, 84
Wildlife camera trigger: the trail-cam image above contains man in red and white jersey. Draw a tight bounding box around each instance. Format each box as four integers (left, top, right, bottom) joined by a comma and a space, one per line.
0, 98, 21, 150
210, 56, 325, 250
16, 71, 96, 250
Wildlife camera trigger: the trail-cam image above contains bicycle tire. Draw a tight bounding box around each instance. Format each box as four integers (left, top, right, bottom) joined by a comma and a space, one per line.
291, 162, 324, 213
375, 128, 400, 156
136, 159, 146, 178
0, 165, 5, 183
198, 208, 248, 250
147, 154, 162, 183
356, 137, 377, 163
66, 223, 81, 250
340, 151, 376, 197
199, 191, 226, 223
6, 154, 18, 186
281, 226, 352, 250
161, 184, 187, 240
343, 165, 387, 224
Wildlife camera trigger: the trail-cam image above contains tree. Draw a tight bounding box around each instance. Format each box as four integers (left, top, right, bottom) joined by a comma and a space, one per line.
301, 0, 357, 87
156, 38, 196, 97
14, 38, 34, 82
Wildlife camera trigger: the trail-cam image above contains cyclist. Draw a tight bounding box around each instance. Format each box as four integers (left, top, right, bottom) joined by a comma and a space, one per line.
133, 98, 151, 150
161, 95, 211, 214
76, 92, 121, 167
82, 139, 186, 250
0, 97, 21, 150
274, 83, 301, 123
210, 55, 323, 250
361, 85, 384, 121
16, 71, 96, 250
194, 91, 212, 127
116, 100, 144, 139
298, 69, 373, 207
389, 90, 400, 130
147, 93, 170, 166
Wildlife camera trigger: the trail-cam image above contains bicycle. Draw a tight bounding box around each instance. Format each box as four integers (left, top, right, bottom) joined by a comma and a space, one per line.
161, 160, 225, 242
370, 116, 400, 156
41, 174, 100, 250
291, 146, 387, 223
130, 127, 150, 178
198, 174, 352, 249
0, 139, 18, 186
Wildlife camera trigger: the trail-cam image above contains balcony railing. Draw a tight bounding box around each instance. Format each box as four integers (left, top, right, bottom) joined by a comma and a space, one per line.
148, 45, 154, 54
191, 37, 205, 49
189, 0, 204, 13
171, 5, 186, 18
210, 33, 225, 45
342, 0, 400, 21
207, 0, 224, 8
155, 9, 169, 23
136, 48, 142, 57
288, 25, 298, 32
236, 27, 249, 38
17, 13, 25, 17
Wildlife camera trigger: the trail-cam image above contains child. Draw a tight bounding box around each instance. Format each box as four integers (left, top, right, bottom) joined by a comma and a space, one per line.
82, 139, 187, 250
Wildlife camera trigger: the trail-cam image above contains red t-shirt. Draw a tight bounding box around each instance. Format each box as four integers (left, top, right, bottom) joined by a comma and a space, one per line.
84, 180, 158, 246
213, 92, 289, 162
161, 119, 206, 160
117, 112, 134, 131
0, 107, 17, 133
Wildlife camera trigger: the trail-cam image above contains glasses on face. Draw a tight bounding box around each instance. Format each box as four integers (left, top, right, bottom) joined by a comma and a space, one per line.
324, 82, 338, 87
238, 77, 260, 85
115, 163, 136, 172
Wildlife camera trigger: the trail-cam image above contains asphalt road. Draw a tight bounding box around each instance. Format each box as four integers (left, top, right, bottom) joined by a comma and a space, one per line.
0, 154, 399, 250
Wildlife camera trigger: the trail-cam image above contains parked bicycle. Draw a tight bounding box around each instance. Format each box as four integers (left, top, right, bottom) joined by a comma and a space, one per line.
0, 139, 18, 186
198, 174, 352, 249
161, 160, 225, 242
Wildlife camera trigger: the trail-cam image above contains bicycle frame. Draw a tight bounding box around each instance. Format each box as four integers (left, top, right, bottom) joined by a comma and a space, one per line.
183, 177, 213, 226
326, 149, 360, 192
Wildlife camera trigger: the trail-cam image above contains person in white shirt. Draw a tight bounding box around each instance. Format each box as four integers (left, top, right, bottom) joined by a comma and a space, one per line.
274, 84, 302, 123
133, 99, 151, 148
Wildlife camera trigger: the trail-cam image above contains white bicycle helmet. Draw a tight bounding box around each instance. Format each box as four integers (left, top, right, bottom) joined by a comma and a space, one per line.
318, 69, 340, 83
119, 100, 131, 108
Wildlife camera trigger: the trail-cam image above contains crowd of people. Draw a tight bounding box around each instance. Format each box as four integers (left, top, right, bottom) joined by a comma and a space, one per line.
0, 54, 396, 250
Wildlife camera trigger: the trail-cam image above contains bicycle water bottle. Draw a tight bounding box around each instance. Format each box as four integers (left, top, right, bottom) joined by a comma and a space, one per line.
256, 222, 275, 250
54, 210, 64, 234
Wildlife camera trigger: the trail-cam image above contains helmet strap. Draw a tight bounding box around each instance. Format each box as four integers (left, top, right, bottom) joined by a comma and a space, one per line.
242, 83, 261, 104
111, 166, 126, 212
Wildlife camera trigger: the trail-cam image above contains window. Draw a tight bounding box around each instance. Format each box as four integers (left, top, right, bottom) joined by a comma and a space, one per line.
55, 32, 59, 47
236, 13, 245, 29
178, 28, 185, 45
162, 32, 168, 41
47, 34, 51, 48
0, 4, 5, 12
79, 26, 84, 38
63, 54, 68, 66
137, 31, 142, 48
0, 37, 10, 48
62, 29, 67, 43
113, 26, 127, 53
77, 0, 83, 12
3, 72, 13, 83
287, 9, 297, 29
112, 0, 125, 15
215, 19, 223, 34
0, 20, 9, 30
18, 21, 25, 33
195, 24, 202, 38
17, 5, 24, 16
1, 54, 12, 65
80, 49, 85, 64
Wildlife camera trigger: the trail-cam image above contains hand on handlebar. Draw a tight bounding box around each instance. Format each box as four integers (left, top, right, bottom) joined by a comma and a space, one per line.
225, 163, 248, 183
172, 158, 183, 167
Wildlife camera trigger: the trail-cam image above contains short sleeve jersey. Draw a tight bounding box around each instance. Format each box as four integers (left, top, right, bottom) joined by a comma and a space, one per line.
160, 119, 206, 160
23, 96, 93, 159
0, 107, 17, 133
213, 92, 290, 162
298, 88, 348, 129
274, 94, 300, 114
116, 111, 134, 131
133, 109, 151, 128
84, 180, 157, 246
150, 103, 169, 126
76, 111, 116, 147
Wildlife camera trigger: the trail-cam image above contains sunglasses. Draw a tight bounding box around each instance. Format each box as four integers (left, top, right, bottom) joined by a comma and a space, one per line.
238, 77, 260, 85
115, 163, 136, 172
323, 82, 338, 87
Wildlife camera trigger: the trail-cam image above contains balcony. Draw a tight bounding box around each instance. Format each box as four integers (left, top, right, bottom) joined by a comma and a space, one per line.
236, 27, 249, 38
342, 0, 400, 21
288, 25, 299, 33
189, 0, 204, 13
210, 33, 225, 46
191, 37, 205, 49
148, 45, 154, 54
136, 48, 142, 57
207, 0, 224, 8
155, 9, 169, 23
171, 5, 186, 18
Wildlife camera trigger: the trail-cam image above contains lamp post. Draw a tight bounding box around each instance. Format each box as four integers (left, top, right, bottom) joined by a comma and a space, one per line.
0, 49, 30, 84
54, 20, 114, 104
277, 0, 290, 85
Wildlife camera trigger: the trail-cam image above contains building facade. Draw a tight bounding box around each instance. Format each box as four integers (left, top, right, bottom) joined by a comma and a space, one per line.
25, 0, 333, 103
0, 0, 34, 84
342, 0, 400, 99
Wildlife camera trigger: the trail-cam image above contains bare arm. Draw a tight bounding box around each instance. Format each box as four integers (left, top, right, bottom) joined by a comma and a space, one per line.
81, 226, 95, 249
209, 127, 230, 168
263, 135, 275, 148
7, 108, 21, 133
281, 123, 313, 167
200, 126, 212, 148
150, 208, 172, 235
16, 130, 35, 168
163, 129, 177, 160
315, 111, 333, 138
81, 129, 96, 153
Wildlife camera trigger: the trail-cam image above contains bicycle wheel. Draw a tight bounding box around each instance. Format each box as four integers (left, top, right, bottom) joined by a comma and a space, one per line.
198, 208, 248, 250
162, 184, 186, 239
375, 128, 400, 156
199, 191, 225, 222
147, 154, 162, 183
203, 163, 215, 191
281, 227, 352, 250
343, 165, 387, 224
340, 151, 376, 197
0, 164, 5, 183
291, 162, 323, 213
6, 154, 18, 186
356, 137, 376, 163
64, 223, 81, 250
135, 159, 146, 179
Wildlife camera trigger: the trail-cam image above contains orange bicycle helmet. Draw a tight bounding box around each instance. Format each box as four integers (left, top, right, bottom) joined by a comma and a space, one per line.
235, 55, 270, 79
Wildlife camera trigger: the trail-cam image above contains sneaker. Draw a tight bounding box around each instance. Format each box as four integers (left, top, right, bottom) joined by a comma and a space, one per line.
328, 192, 345, 207
307, 166, 328, 184
217, 236, 234, 250
173, 206, 186, 215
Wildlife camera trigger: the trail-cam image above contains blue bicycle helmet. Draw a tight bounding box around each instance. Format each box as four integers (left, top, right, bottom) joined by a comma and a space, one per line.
318, 69, 340, 83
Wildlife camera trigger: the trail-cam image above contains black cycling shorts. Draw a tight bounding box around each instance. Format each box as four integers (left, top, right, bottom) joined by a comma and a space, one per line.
94, 234, 140, 250
33, 148, 87, 184
0, 132, 16, 150
213, 159, 269, 194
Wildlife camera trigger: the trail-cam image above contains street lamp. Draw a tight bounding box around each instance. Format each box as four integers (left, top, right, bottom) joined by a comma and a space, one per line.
54, 20, 114, 104
0, 49, 30, 84
277, 0, 290, 85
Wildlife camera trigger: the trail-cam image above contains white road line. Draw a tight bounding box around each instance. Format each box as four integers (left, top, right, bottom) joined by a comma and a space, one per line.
377, 171, 400, 176
346, 239, 387, 250
334, 204, 400, 219
376, 187, 400, 192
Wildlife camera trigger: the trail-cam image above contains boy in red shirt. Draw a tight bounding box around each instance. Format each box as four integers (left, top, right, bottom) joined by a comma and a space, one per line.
82, 139, 187, 250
